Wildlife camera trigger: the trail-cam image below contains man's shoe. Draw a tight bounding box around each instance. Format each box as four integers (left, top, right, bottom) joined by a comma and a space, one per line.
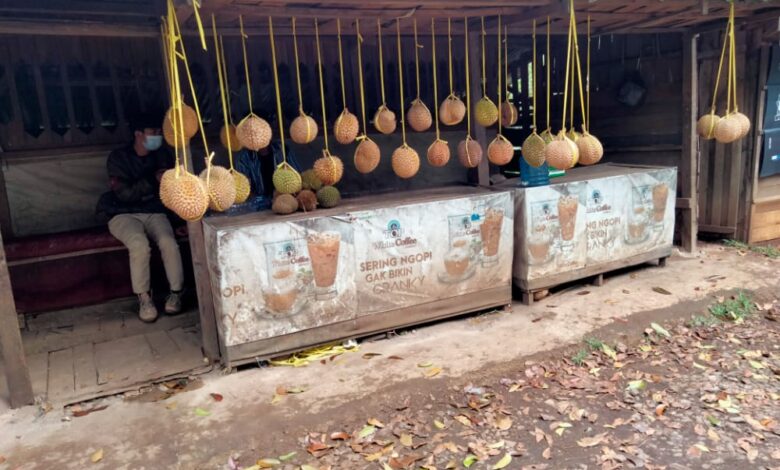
165, 290, 183, 315
138, 292, 159, 323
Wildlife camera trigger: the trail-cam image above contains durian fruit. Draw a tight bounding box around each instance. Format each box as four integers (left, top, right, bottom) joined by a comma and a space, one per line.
714, 113, 742, 144
500, 101, 519, 126
272, 193, 299, 215
162, 119, 188, 149
232, 169, 251, 203
696, 113, 721, 140
290, 112, 318, 145
566, 134, 580, 166
545, 132, 577, 170
522, 132, 547, 168
566, 129, 581, 143
407, 99, 432, 132
487, 134, 514, 166
199, 165, 237, 212
160, 169, 209, 221
354, 137, 381, 174
475, 96, 498, 127
316, 185, 341, 208
272, 162, 303, 195
457, 136, 483, 168
236, 114, 272, 151
732, 111, 751, 139
220, 124, 243, 151
577, 132, 604, 166
301, 169, 323, 191
374, 105, 397, 134
164, 105, 199, 139
296, 189, 318, 212
391, 144, 421, 179
314, 151, 344, 186
439, 94, 466, 126
334, 109, 360, 145
427, 138, 450, 167
540, 128, 554, 145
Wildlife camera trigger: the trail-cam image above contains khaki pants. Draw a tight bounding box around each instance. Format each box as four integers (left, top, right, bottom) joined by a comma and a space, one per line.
108, 213, 184, 295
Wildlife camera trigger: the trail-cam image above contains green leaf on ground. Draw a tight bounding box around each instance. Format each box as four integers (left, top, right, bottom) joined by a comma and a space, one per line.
650, 322, 671, 338
492, 454, 512, 469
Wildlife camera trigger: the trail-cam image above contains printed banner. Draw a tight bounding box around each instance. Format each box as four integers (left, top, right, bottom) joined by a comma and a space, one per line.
204, 191, 513, 348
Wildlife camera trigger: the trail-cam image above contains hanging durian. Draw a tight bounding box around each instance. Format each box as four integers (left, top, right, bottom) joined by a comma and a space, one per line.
352, 19, 382, 174
487, 16, 513, 166
391, 18, 421, 179
289, 18, 319, 145
521, 22, 546, 170
314, 19, 345, 186
427, 19, 451, 168
236, 15, 272, 151
440, 18, 466, 126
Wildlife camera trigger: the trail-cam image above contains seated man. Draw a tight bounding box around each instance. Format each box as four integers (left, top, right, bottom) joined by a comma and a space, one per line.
96, 113, 184, 322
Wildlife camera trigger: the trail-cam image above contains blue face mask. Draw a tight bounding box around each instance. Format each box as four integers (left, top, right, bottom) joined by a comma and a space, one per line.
143, 135, 163, 151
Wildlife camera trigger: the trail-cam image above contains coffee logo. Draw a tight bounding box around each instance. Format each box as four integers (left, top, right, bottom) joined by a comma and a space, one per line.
587, 189, 612, 213
268, 239, 310, 268
373, 219, 418, 249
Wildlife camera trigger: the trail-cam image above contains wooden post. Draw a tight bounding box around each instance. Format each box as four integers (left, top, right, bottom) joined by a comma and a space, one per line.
468, 25, 491, 187
188, 220, 221, 361
0, 230, 34, 408
679, 32, 698, 252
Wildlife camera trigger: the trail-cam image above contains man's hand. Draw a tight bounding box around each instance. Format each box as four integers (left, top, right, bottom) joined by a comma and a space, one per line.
175, 225, 189, 237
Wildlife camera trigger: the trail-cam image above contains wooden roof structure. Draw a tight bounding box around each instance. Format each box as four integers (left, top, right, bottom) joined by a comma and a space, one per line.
0, 0, 778, 36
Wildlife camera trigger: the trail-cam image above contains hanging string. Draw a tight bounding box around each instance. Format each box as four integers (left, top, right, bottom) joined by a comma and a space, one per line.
315, 18, 330, 152
431, 18, 441, 140
238, 15, 253, 115
396, 18, 407, 145
546, 16, 551, 131
268, 16, 287, 161
211, 15, 234, 170
561, 7, 574, 131
413, 18, 421, 100
292, 17, 305, 114
504, 25, 510, 102
710, 11, 730, 115
571, 7, 589, 132
162, 14, 179, 174
531, 19, 537, 132
191, 0, 207, 50
336, 18, 347, 109
355, 19, 368, 136
464, 17, 471, 137
729, 4, 738, 112
377, 19, 387, 105
447, 18, 454, 95
480, 17, 487, 97
218, 36, 234, 125
569, 17, 576, 132
725, 8, 733, 115
586, 15, 591, 129
497, 15, 502, 134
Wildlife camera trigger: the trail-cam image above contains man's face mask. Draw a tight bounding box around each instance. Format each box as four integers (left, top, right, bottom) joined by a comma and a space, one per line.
143, 135, 163, 151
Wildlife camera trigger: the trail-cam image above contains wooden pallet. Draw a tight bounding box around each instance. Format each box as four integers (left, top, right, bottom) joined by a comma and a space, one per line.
517, 247, 672, 306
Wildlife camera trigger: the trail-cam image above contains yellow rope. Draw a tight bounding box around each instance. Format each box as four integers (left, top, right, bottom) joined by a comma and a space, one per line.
292, 17, 305, 114
725, 9, 733, 115
218, 36, 233, 125
191, 0, 207, 50
464, 17, 471, 137
377, 19, 387, 105
336, 18, 347, 109
396, 18, 407, 145
431, 18, 441, 139
268, 16, 287, 161
504, 25, 510, 102
571, 6, 588, 132
730, 4, 738, 112
480, 16, 487, 96
710, 10, 729, 115
315, 18, 330, 151
561, 8, 573, 131
413, 18, 421, 100
532, 19, 537, 132
497, 15, 502, 134
586, 15, 591, 129
546, 16, 551, 131
356, 19, 368, 136
569, 13, 575, 132
211, 15, 233, 170
239, 15, 253, 115
448, 18, 454, 95
162, 10, 179, 175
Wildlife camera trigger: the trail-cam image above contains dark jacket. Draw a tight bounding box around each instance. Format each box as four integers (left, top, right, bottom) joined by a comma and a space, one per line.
235, 140, 303, 198
96, 144, 174, 218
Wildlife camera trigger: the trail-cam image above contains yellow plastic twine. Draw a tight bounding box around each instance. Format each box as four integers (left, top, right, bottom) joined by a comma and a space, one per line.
190, 0, 207, 50
292, 18, 306, 116
447, 18, 454, 97
431, 18, 443, 142
497, 15, 503, 134
238, 15, 254, 116
315, 18, 333, 159
218, 36, 234, 126
560, 7, 573, 135
396, 18, 407, 146
355, 19, 368, 138
465, 17, 471, 138
570, 3, 589, 133
531, 20, 537, 133
728, 3, 738, 114
709, 7, 730, 120
268, 17, 287, 163
377, 19, 387, 107
504, 25, 510, 103
586, 15, 591, 130
211, 15, 234, 170
480, 17, 487, 98
413, 19, 422, 100
336, 18, 347, 110
546, 17, 551, 133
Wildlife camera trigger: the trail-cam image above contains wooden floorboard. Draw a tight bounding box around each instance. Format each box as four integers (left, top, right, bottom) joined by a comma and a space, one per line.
72, 343, 97, 394
95, 334, 155, 385
145, 330, 180, 358
26, 352, 48, 398
47, 348, 74, 399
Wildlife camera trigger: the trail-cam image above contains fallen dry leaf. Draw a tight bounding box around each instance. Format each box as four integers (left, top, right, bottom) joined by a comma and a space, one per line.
210, 393, 223, 402
362, 353, 382, 359
496, 417, 512, 431
542, 447, 552, 459
367, 418, 385, 428
652, 286, 672, 295
577, 433, 608, 448
72, 405, 109, 418
400, 433, 413, 447
425, 367, 442, 378
90, 449, 103, 463
330, 432, 349, 441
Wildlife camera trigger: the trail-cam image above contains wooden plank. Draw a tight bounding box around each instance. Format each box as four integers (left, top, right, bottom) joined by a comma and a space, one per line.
748, 224, 780, 244
750, 209, 780, 228
0, 20, 159, 37
679, 31, 697, 252
72, 343, 97, 394
95, 334, 154, 385
746, 44, 770, 241
697, 224, 736, 234
145, 330, 180, 358
0, 228, 33, 408
47, 347, 75, 400
26, 352, 48, 398
168, 326, 202, 353
188, 220, 220, 361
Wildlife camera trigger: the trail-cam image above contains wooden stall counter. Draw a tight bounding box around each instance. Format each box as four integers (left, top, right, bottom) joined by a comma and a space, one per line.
200, 186, 514, 367
493, 164, 677, 304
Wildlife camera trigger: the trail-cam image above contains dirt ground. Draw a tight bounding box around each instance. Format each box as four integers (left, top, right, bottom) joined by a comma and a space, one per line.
0, 241, 779, 470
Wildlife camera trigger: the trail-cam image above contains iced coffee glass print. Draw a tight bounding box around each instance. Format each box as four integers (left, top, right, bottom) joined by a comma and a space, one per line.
625, 186, 650, 244
528, 216, 553, 265
651, 183, 669, 230
479, 207, 504, 267
306, 231, 341, 300
262, 243, 301, 316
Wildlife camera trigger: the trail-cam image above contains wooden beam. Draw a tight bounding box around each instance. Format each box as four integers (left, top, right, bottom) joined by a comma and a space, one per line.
0, 19, 159, 37
680, 31, 697, 252
0, 229, 34, 408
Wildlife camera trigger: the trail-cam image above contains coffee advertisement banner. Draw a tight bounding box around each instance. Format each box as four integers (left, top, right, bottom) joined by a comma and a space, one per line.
204, 191, 513, 347
515, 167, 676, 283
